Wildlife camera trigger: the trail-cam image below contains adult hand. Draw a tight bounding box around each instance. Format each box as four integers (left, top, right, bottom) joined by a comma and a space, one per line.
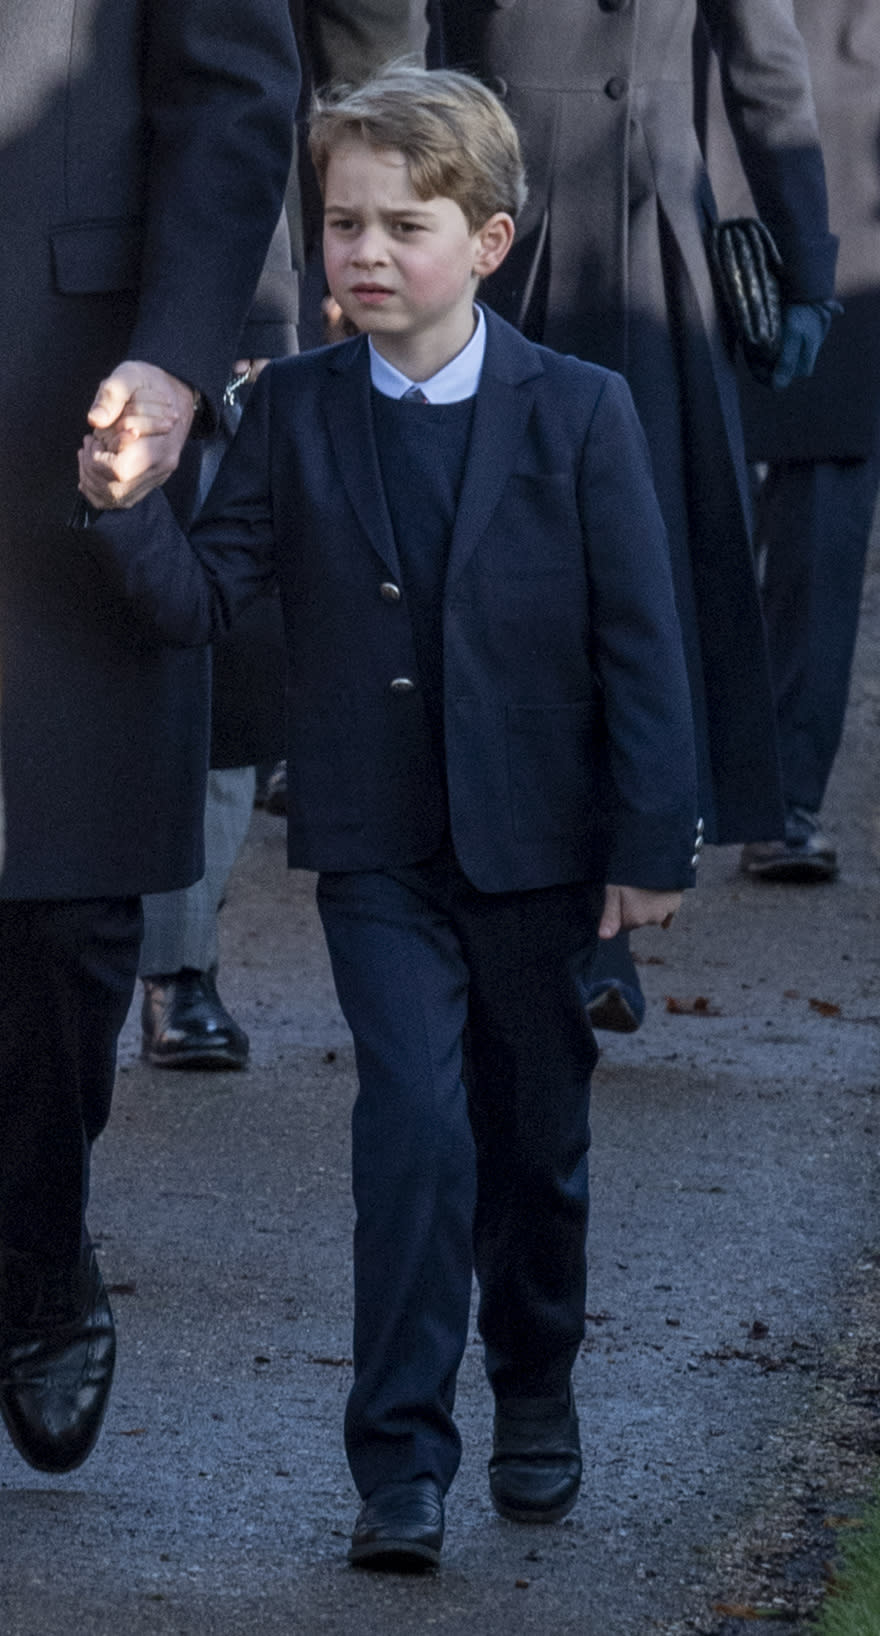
232, 358, 270, 380
770, 302, 834, 391
599, 885, 682, 940
79, 360, 198, 509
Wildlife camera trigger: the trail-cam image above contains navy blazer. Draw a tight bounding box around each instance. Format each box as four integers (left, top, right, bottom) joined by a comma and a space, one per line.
85, 308, 699, 894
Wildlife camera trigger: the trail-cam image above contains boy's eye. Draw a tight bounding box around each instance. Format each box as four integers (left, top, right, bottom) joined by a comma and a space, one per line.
327, 216, 356, 232
394, 221, 423, 234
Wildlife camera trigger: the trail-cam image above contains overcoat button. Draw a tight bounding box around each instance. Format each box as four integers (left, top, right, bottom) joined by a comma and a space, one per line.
379, 581, 401, 602
487, 75, 509, 100
604, 76, 628, 99
599, 0, 628, 12
389, 677, 416, 694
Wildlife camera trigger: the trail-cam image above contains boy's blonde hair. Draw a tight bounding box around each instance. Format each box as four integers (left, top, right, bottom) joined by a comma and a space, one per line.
309, 61, 527, 231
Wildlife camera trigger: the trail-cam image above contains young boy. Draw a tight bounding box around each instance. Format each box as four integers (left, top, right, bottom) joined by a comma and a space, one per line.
77, 64, 701, 1569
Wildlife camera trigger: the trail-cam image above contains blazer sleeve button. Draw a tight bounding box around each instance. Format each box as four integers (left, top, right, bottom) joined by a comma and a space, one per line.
379, 581, 401, 602
389, 677, 416, 694
604, 76, 628, 99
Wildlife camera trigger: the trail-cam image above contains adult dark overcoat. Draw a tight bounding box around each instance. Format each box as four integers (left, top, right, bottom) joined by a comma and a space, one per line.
434, 0, 838, 844
0, 0, 299, 899
701, 0, 880, 462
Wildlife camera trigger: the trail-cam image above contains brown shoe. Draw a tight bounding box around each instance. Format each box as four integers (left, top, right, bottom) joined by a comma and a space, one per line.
741, 806, 837, 883
141, 968, 249, 1069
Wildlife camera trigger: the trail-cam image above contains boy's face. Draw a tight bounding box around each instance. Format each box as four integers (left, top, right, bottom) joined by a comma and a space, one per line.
323, 141, 512, 376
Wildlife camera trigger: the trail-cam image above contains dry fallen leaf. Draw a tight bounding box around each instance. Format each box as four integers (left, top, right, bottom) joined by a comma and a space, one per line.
808, 997, 841, 1018
665, 995, 721, 1016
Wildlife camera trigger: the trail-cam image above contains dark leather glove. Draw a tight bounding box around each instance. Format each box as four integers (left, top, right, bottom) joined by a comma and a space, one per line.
770, 301, 839, 391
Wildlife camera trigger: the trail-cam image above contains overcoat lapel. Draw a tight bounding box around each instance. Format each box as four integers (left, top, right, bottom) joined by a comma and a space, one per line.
445, 309, 543, 590
323, 338, 402, 581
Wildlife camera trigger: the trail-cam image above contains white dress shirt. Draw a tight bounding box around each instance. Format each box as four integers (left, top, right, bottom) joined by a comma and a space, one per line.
368, 306, 486, 402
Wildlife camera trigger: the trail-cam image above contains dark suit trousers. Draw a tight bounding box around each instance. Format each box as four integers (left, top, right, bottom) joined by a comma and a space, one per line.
0, 897, 143, 1262
316, 844, 602, 1498
756, 454, 880, 814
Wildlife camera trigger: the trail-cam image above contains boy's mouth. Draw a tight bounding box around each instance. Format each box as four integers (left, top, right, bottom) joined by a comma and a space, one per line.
350, 282, 394, 301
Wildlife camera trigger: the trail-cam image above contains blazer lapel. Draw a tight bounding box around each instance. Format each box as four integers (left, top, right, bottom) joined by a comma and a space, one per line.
446, 309, 543, 590
323, 338, 402, 581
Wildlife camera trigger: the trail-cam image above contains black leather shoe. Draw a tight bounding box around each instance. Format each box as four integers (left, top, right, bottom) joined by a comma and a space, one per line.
141, 967, 249, 1069
0, 1244, 116, 1473
489, 1389, 582, 1523
740, 805, 838, 883
349, 1477, 445, 1569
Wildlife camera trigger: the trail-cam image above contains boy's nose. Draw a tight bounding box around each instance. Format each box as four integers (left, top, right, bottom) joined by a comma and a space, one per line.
352, 228, 388, 266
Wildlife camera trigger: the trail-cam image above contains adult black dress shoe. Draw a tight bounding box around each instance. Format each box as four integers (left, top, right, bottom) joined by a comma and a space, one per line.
740, 805, 838, 883
0, 1244, 116, 1473
349, 1477, 445, 1569
141, 967, 249, 1069
489, 1388, 582, 1523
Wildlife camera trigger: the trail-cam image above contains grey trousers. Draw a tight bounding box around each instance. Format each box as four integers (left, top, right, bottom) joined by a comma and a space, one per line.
138, 766, 255, 977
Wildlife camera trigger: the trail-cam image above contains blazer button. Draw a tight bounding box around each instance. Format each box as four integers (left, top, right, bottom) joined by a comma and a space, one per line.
604, 76, 628, 99
379, 581, 401, 602
389, 676, 416, 694
598, 0, 629, 11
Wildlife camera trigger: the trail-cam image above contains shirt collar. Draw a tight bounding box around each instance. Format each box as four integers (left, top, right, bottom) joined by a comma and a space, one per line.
368, 305, 486, 402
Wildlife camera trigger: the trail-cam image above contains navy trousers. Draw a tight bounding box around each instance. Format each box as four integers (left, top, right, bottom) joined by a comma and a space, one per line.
755, 454, 880, 815
0, 896, 142, 1262
317, 844, 602, 1498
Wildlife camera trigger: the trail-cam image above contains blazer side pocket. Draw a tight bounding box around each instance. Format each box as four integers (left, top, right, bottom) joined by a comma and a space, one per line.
507, 701, 601, 841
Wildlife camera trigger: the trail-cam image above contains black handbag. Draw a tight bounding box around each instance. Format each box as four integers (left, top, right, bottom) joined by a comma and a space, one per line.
707, 217, 784, 381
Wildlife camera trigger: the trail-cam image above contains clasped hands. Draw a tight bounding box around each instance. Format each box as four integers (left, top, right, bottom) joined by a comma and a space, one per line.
78, 358, 265, 510
77, 360, 197, 510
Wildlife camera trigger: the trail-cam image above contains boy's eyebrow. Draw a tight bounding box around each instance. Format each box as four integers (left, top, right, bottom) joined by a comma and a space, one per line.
324, 200, 437, 218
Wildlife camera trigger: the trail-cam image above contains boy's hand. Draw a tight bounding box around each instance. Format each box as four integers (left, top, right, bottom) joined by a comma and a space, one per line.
78, 360, 197, 510
599, 885, 682, 939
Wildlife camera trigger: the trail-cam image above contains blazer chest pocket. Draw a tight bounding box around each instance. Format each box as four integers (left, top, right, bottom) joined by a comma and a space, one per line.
51, 220, 142, 293
491, 472, 581, 576
507, 701, 601, 840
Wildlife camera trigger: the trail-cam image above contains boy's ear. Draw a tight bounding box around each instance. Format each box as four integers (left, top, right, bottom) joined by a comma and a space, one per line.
472, 212, 516, 279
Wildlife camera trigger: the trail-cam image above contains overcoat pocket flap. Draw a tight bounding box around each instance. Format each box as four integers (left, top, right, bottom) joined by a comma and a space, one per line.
51, 221, 142, 293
